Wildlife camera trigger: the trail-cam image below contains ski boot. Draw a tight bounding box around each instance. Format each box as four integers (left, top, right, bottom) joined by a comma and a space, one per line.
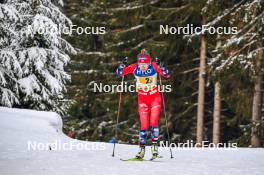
150, 143, 163, 160
151, 143, 158, 156
122, 145, 145, 161
135, 145, 145, 159
135, 130, 147, 160
150, 126, 161, 160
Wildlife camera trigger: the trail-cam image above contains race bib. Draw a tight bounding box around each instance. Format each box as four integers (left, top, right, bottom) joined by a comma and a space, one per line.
139, 77, 153, 84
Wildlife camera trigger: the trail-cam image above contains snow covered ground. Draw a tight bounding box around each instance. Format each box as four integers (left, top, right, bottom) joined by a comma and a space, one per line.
0, 107, 263, 175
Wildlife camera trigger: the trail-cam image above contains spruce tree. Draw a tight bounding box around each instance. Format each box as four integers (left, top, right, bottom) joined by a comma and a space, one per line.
0, 1, 22, 107
209, 0, 264, 146
0, 0, 75, 114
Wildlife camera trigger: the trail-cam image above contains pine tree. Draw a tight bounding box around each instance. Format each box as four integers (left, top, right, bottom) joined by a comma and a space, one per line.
0, 0, 76, 114
0, 1, 22, 107
188, 0, 246, 144
209, 0, 264, 146
213, 37, 222, 144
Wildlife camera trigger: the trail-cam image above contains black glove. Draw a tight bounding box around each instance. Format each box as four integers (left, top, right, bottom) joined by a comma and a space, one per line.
160, 63, 165, 69
155, 57, 160, 65
122, 57, 128, 66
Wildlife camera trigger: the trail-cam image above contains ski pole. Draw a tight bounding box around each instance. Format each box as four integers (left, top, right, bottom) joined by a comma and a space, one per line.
112, 57, 128, 157
159, 75, 174, 159
112, 75, 124, 157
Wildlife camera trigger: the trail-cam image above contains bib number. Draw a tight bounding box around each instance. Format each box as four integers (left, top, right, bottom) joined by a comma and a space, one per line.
139, 77, 153, 84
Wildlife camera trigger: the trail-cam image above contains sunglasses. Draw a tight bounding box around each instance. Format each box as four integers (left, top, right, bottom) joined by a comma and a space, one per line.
138, 64, 149, 68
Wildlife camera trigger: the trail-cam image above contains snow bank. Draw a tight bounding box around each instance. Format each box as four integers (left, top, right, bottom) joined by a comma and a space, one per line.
0, 107, 263, 175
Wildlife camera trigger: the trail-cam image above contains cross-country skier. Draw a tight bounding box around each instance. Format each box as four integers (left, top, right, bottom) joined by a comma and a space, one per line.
116, 49, 170, 160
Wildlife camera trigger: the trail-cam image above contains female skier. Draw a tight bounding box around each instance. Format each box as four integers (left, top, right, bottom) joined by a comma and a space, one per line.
116, 49, 170, 160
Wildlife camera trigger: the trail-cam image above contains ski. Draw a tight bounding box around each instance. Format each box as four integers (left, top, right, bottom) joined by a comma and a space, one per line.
120, 157, 144, 161
120, 155, 163, 161
149, 155, 163, 161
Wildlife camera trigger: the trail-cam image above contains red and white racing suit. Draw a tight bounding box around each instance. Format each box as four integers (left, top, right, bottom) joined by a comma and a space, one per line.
119, 61, 170, 145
